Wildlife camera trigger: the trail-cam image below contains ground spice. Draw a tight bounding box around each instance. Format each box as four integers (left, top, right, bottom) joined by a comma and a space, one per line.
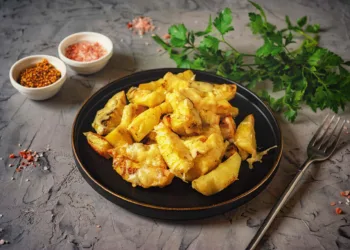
18, 59, 61, 88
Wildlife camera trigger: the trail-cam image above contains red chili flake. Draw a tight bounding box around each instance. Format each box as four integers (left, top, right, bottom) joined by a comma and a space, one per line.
330, 202, 336, 206
21, 162, 25, 165
341, 191, 346, 197
162, 33, 171, 39
9, 154, 16, 159
27, 155, 33, 162
127, 22, 133, 29
335, 207, 342, 214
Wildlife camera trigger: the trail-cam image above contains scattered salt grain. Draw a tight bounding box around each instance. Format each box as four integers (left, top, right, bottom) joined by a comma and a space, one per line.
0, 228, 2, 232
120, 38, 124, 42
25, 179, 29, 182
39, 153, 43, 157
338, 201, 342, 204
0, 239, 4, 245
145, 42, 149, 46
11, 177, 14, 180
18, 144, 21, 147
0, 214, 3, 218
43, 166, 48, 171
96, 225, 101, 228
8, 164, 13, 167
0, 157, 2, 160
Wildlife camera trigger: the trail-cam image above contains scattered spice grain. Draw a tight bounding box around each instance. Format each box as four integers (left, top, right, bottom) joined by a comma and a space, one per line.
335, 207, 342, 214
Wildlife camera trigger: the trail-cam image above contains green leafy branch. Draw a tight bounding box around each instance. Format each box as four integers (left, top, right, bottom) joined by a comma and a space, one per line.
152, 1, 350, 122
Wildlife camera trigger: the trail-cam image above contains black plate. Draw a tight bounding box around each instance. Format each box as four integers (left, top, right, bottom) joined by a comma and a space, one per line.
72, 68, 283, 220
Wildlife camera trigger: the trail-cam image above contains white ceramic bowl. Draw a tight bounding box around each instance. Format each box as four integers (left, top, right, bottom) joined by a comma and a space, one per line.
58, 32, 113, 75
9, 55, 67, 101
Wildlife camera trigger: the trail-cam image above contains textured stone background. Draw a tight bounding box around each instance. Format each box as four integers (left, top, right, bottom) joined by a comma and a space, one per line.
0, 0, 350, 249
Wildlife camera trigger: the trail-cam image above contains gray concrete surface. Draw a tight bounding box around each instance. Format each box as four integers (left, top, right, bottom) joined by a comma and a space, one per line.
0, 0, 350, 249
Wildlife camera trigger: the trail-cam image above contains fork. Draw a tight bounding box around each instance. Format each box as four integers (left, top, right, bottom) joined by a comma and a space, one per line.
246, 114, 346, 250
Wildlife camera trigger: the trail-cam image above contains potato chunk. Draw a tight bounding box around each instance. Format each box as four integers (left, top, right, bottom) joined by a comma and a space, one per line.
84, 132, 113, 159
166, 91, 202, 136
234, 114, 256, 155
109, 143, 174, 188
192, 152, 241, 196
163, 72, 190, 92
127, 87, 165, 108
92, 91, 126, 135
184, 132, 227, 181
105, 104, 145, 148
180, 88, 239, 117
154, 122, 194, 180
127, 106, 161, 142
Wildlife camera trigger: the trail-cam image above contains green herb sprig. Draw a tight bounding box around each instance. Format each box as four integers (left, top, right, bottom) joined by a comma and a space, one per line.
153, 1, 350, 122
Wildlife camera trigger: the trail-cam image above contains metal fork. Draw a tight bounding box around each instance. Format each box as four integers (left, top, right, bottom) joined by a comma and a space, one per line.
246, 114, 346, 250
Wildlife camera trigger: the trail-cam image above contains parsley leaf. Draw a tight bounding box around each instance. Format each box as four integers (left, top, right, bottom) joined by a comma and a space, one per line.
213, 8, 234, 35
168, 24, 188, 47
297, 16, 307, 27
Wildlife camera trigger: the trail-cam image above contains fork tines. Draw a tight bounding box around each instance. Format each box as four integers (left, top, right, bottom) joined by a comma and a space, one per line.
311, 114, 347, 153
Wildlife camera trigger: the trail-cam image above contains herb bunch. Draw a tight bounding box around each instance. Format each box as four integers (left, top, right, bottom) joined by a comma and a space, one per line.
153, 1, 350, 122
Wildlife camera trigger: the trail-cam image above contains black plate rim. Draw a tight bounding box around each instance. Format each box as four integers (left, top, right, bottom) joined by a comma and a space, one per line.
72, 68, 283, 211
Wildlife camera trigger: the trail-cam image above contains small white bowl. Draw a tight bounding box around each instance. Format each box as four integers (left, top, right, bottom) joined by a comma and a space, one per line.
9, 55, 67, 101
58, 32, 113, 75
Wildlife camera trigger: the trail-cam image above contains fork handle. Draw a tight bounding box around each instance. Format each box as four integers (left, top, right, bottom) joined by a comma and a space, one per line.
246, 158, 314, 250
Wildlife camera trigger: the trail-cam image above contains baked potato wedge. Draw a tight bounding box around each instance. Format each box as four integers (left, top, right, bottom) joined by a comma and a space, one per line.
109, 143, 174, 188
105, 104, 146, 148
127, 106, 162, 142
92, 91, 127, 135
176, 70, 195, 82
166, 91, 202, 136
154, 122, 194, 180
185, 132, 227, 181
138, 78, 165, 90
84, 132, 113, 159
127, 87, 165, 108
220, 116, 236, 142
163, 72, 190, 92
190, 81, 237, 101
234, 114, 256, 155
192, 151, 241, 196
180, 88, 239, 117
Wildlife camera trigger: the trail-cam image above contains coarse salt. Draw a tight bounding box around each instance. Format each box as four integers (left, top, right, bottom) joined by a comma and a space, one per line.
120, 38, 124, 42
25, 179, 29, 182
43, 166, 48, 171
11, 177, 14, 180
127, 16, 156, 36
0, 214, 3, 218
145, 42, 149, 46
96, 225, 101, 228
8, 164, 13, 167
0, 228, 2, 232
0, 157, 2, 160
